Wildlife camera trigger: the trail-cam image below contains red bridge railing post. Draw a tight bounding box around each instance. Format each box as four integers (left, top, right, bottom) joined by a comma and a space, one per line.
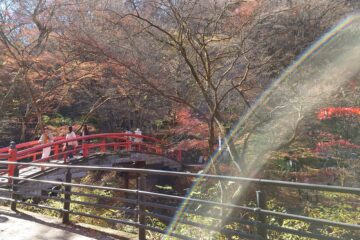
155, 146, 161, 154
126, 141, 131, 152
137, 143, 140, 152
8, 141, 17, 183
54, 144, 59, 159
82, 143, 88, 158
100, 139, 106, 153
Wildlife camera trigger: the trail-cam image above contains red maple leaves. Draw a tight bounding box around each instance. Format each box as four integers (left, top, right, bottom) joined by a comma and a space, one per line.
315, 107, 360, 154
315, 139, 360, 153
317, 107, 360, 120
172, 108, 209, 151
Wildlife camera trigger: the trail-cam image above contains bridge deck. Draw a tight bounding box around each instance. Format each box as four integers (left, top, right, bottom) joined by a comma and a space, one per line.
0, 207, 135, 240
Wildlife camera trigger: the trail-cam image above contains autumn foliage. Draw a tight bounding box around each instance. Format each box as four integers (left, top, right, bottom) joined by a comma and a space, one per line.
172, 108, 208, 151
317, 107, 360, 120
315, 107, 360, 154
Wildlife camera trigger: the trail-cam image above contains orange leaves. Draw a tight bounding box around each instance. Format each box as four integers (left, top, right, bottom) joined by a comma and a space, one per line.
315, 107, 360, 155
177, 139, 208, 151
234, 0, 260, 17
170, 108, 209, 150
173, 108, 208, 138
317, 107, 360, 120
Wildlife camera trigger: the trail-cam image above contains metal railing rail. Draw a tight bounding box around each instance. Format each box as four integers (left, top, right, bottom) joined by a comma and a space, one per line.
1, 161, 359, 195
0, 161, 359, 240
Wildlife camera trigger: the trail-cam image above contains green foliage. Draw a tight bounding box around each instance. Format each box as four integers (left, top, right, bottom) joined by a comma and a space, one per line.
42, 115, 50, 124
306, 192, 360, 239
155, 185, 173, 192
20, 198, 62, 218
266, 198, 310, 240
154, 119, 165, 129
42, 113, 72, 126
266, 195, 360, 240
84, 116, 98, 125
269, 220, 310, 240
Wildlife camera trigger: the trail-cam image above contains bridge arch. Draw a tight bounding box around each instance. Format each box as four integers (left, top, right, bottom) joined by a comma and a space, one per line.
0, 133, 183, 182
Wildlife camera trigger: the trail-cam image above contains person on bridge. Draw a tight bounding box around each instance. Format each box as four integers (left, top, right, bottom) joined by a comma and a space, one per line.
39, 126, 54, 159
133, 128, 142, 151
81, 124, 90, 143
65, 126, 78, 158
125, 129, 133, 141
134, 128, 142, 143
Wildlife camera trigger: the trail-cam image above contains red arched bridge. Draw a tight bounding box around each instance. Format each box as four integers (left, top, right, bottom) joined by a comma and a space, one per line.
0, 133, 183, 183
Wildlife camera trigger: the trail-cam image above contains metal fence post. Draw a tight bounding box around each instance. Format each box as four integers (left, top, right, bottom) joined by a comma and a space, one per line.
10, 166, 19, 211
256, 191, 267, 240
137, 173, 146, 240
62, 169, 72, 224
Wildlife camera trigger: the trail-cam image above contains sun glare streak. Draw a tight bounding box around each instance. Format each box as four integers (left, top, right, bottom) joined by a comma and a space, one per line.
165, 15, 360, 239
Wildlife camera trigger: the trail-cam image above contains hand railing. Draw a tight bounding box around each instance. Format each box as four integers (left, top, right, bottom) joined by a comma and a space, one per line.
0, 161, 359, 240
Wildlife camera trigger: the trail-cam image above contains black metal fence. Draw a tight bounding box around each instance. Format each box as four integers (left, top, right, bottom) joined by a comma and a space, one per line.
0, 161, 359, 240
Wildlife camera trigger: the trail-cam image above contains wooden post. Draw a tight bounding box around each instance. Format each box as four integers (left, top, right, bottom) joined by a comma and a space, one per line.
62, 169, 72, 224
11, 166, 19, 211
256, 191, 267, 240
135, 160, 146, 240
137, 173, 146, 240
8, 141, 17, 184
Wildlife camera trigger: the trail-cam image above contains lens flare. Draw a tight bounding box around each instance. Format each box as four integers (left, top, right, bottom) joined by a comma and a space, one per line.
165, 15, 360, 239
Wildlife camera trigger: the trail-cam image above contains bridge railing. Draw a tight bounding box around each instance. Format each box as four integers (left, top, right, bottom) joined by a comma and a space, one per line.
0, 161, 359, 240
0, 133, 183, 178
0, 137, 66, 154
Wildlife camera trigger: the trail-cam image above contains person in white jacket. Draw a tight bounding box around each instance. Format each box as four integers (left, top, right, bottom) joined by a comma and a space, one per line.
65, 126, 78, 158
134, 128, 142, 143
39, 127, 54, 159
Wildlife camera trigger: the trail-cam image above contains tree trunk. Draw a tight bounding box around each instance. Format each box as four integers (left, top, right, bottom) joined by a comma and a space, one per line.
208, 120, 216, 154
22, 68, 43, 131
214, 115, 246, 174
